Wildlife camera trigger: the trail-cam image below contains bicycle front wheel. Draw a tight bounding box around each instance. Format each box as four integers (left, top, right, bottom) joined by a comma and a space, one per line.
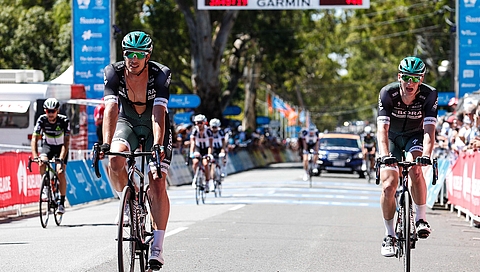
118, 186, 142, 272
53, 178, 62, 226
39, 174, 50, 228
402, 190, 412, 272
214, 166, 222, 197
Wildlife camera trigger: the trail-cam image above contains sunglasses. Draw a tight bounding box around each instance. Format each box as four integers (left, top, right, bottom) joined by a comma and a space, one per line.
123, 51, 148, 59
45, 109, 56, 114
401, 74, 421, 83
211, 126, 218, 129
195, 121, 203, 125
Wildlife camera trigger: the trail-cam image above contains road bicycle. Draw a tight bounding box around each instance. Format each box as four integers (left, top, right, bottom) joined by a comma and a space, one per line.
191, 153, 210, 205
28, 157, 63, 228
364, 153, 376, 183
306, 149, 317, 187
211, 153, 226, 198
92, 140, 163, 272
375, 156, 437, 272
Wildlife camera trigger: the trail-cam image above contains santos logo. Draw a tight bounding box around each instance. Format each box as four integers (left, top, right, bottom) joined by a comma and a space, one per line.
464, 0, 477, 7
77, 0, 90, 9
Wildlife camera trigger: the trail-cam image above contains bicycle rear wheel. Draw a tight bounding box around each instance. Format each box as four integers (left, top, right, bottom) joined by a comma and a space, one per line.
214, 166, 222, 197
118, 186, 142, 272
402, 190, 412, 272
39, 174, 50, 228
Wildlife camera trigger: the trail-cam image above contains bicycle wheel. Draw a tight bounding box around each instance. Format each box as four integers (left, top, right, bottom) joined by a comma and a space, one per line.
53, 178, 63, 226
402, 190, 412, 272
214, 166, 222, 198
194, 168, 202, 205
140, 186, 153, 270
118, 186, 142, 272
308, 161, 314, 188
39, 174, 50, 228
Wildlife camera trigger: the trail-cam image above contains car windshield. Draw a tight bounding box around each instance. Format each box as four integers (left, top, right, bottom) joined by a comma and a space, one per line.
320, 138, 360, 149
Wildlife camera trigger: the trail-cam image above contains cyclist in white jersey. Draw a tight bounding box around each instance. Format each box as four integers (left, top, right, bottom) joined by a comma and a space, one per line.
301, 125, 319, 181
190, 114, 214, 192
209, 118, 227, 179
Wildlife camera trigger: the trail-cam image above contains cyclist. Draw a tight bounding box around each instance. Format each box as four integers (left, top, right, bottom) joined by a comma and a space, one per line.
301, 125, 319, 181
100, 31, 173, 269
377, 56, 438, 257
31, 98, 70, 215
189, 114, 214, 192
209, 118, 227, 180
362, 126, 376, 174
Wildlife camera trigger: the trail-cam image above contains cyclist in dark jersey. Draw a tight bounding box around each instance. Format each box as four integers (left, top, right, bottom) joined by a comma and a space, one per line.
101, 31, 172, 269
31, 98, 70, 215
377, 57, 438, 257
362, 126, 376, 173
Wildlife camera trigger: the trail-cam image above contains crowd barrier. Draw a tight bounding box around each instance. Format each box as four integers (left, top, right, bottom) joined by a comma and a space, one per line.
446, 151, 480, 226
0, 147, 300, 213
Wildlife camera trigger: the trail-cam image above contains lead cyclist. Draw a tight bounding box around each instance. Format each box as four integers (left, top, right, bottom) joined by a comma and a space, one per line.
377, 56, 438, 257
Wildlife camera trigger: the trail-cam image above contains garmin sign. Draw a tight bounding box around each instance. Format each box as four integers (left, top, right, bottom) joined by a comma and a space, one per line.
168, 94, 201, 109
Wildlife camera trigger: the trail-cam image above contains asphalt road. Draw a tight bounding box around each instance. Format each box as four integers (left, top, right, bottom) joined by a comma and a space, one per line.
1, 162, 479, 272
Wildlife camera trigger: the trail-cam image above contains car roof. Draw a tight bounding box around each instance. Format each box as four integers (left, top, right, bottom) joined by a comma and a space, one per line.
319, 133, 360, 140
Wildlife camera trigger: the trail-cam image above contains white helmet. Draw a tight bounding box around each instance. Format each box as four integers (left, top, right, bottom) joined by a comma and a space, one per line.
43, 98, 60, 110
364, 126, 372, 133
308, 125, 317, 132
210, 118, 221, 127
193, 114, 206, 123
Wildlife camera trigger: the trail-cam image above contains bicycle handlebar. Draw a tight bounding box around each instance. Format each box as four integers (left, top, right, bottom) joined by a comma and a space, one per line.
91, 143, 164, 179
374, 158, 438, 185
28, 156, 63, 172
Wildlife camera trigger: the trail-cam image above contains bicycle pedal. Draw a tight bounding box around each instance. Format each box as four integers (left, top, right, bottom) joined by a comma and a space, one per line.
149, 262, 163, 271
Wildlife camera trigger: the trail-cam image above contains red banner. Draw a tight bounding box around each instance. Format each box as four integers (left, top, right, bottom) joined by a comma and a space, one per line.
0, 151, 41, 209
447, 151, 480, 216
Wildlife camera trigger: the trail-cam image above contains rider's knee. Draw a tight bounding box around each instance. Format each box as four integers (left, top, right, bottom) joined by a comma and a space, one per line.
109, 156, 125, 172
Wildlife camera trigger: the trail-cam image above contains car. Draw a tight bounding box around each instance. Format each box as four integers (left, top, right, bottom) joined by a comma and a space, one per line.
316, 133, 365, 178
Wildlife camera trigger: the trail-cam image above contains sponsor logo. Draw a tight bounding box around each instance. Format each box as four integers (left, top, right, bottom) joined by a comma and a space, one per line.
463, 69, 474, 78
466, 15, 480, 23
461, 30, 477, 36
461, 83, 476, 88
79, 17, 105, 24
94, 84, 104, 91
76, 70, 93, 79
82, 30, 103, 40
81, 45, 103, 52
466, 60, 480, 65
464, 0, 477, 8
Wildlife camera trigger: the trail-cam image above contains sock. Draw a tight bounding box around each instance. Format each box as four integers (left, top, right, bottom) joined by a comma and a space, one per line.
415, 204, 427, 222
152, 230, 165, 250
384, 218, 395, 237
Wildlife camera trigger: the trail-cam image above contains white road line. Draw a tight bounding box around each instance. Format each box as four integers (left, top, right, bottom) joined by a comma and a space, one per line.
166, 227, 189, 237
228, 204, 246, 211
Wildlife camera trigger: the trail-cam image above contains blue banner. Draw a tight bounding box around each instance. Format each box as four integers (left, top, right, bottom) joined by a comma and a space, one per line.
458, 1, 480, 98
426, 158, 450, 208
65, 160, 114, 206
168, 94, 201, 109
73, 0, 112, 148
223, 106, 242, 116
173, 112, 194, 124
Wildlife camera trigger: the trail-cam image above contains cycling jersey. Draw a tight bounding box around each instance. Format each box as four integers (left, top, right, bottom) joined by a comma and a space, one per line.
363, 134, 376, 151
33, 114, 70, 146
103, 61, 173, 169
377, 81, 438, 138
191, 126, 213, 155
301, 129, 319, 150
211, 129, 225, 153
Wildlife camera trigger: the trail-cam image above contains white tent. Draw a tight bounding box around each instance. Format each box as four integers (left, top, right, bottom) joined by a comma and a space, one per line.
50, 66, 74, 84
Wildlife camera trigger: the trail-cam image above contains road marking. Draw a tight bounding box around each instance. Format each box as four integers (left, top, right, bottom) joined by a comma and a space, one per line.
166, 227, 188, 237
228, 204, 245, 211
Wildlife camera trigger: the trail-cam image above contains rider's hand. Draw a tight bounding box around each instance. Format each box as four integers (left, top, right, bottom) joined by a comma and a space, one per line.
381, 155, 397, 166
189, 152, 195, 159
207, 154, 214, 161
100, 143, 110, 153
416, 156, 431, 166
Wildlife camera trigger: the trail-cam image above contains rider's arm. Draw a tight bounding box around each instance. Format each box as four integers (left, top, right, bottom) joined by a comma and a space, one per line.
422, 89, 438, 158
31, 116, 43, 158
423, 124, 436, 157
190, 132, 196, 155
207, 129, 214, 155
152, 66, 171, 146
377, 87, 393, 158
377, 123, 390, 157
60, 135, 70, 161
152, 105, 166, 146
103, 65, 121, 145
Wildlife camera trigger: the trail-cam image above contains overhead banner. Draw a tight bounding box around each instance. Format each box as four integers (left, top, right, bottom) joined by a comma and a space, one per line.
72, 0, 112, 148
198, 0, 369, 10
458, 0, 480, 98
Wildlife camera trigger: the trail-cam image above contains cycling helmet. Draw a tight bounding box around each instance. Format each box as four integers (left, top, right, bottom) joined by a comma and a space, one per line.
364, 126, 372, 134
308, 125, 317, 132
193, 114, 206, 123
210, 118, 221, 127
398, 57, 426, 75
43, 98, 60, 110
122, 31, 153, 52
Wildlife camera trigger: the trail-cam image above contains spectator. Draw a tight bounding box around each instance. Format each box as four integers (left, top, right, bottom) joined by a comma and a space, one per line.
93, 101, 105, 143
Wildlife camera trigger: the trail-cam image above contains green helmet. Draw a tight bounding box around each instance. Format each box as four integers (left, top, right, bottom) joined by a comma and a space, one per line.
122, 31, 153, 52
398, 57, 426, 75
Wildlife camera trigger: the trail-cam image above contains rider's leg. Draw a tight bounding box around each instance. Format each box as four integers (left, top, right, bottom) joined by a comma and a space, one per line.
57, 163, 67, 207
302, 153, 308, 171
107, 141, 129, 193
380, 167, 399, 236
148, 166, 170, 266
407, 151, 427, 222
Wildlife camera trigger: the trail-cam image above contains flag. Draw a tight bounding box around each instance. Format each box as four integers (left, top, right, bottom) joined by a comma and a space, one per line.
273, 96, 298, 125
267, 93, 273, 114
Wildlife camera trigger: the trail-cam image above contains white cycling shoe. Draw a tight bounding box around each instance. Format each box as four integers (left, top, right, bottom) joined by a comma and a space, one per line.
149, 248, 164, 270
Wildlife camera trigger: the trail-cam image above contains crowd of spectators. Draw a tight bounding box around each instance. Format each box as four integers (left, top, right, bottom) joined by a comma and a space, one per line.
436, 95, 480, 160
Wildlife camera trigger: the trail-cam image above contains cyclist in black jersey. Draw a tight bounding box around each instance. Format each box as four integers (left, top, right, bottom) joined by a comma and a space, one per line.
362, 126, 376, 173
189, 114, 214, 192
301, 125, 319, 180
377, 57, 438, 257
101, 31, 173, 269
31, 98, 70, 215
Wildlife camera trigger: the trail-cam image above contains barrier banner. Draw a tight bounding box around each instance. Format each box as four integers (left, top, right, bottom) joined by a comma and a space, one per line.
425, 158, 450, 208
65, 160, 114, 205
167, 152, 193, 186
0, 152, 40, 209
446, 152, 480, 216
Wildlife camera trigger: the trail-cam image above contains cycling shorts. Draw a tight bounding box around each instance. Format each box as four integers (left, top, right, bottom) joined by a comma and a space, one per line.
388, 131, 424, 161
41, 144, 68, 165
